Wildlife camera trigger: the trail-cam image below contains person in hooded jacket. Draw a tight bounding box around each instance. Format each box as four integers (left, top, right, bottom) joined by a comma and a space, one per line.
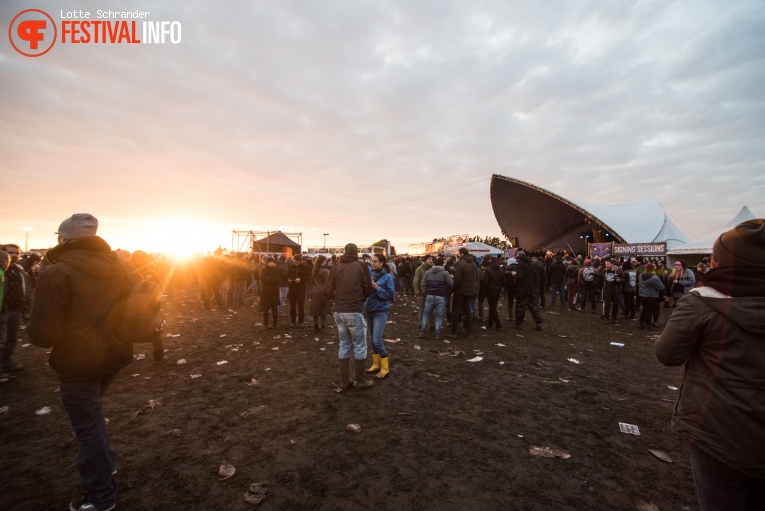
504, 257, 521, 320
638, 263, 664, 330
548, 256, 566, 307
482, 256, 505, 330
364, 254, 395, 379
27, 214, 140, 511
656, 219, 765, 511
310, 255, 331, 332
514, 251, 544, 330
419, 257, 453, 339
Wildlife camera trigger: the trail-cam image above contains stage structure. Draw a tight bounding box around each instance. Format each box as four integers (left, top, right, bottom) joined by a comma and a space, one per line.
231, 230, 302, 255
490, 174, 689, 254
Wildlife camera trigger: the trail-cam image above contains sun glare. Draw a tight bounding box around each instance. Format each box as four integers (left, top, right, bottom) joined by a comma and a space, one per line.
112, 219, 226, 257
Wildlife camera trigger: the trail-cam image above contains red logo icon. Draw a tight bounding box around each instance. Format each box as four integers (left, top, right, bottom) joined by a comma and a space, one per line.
9, 9, 57, 57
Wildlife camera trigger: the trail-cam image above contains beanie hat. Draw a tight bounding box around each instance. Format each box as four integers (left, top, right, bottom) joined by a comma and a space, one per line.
584, 258, 592, 266
713, 219, 765, 267
344, 243, 359, 255
57, 213, 98, 239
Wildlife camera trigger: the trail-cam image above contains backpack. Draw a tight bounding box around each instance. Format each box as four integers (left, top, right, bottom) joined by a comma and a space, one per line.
114, 269, 166, 344
582, 267, 596, 283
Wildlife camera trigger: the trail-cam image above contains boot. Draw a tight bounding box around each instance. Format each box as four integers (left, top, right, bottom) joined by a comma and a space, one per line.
338, 358, 352, 392
313, 318, 320, 332
353, 360, 374, 389
376, 356, 389, 379
320, 317, 326, 331
366, 354, 381, 374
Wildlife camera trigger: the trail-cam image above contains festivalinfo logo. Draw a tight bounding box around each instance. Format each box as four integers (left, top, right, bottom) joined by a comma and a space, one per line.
9, 8, 182, 57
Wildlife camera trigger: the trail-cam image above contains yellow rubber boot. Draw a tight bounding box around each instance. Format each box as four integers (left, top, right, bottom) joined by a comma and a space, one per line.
376, 356, 389, 379
366, 354, 381, 374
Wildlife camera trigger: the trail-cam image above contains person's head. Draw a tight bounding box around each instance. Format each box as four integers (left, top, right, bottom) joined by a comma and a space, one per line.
483, 256, 493, 265
316, 255, 327, 267
434, 257, 444, 266
0, 250, 10, 271
371, 253, 387, 271
584, 258, 592, 267
56, 213, 98, 244
425, 255, 434, 266
712, 219, 765, 268
293, 254, 302, 265
604, 259, 613, 269
131, 250, 150, 269
645, 262, 656, 272
674, 260, 686, 271
267, 256, 276, 267
696, 263, 709, 274
458, 247, 469, 258
2, 244, 21, 263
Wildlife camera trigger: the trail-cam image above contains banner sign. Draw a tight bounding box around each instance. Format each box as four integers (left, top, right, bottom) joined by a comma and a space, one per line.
612, 242, 667, 257
444, 234, 468, 252
588, 242, 613, 259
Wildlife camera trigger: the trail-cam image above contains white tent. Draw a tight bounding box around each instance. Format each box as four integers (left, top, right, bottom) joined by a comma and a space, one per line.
666, 206, 757, 264
464, 241, 504, 256
490, 175, 691, 253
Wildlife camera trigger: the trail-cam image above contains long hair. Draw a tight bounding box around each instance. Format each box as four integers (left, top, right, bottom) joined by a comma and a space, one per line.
312, 255, 327, 279
373, 253, 387, 266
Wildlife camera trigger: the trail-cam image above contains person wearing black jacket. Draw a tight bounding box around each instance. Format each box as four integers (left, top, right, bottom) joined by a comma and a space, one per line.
260, 257, 281, 328
27, 214, 138, 511
287, 254, 311, 327
514, 251, 544, 330
450, 247, 479, 338
504, 257, 521, 320
0, 244, 31, 378
482, 256, 505, 330
532, 257, 547, 308
548, 256, 566, 307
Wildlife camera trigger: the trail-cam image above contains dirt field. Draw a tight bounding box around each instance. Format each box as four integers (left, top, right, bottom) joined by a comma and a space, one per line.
0, 284, 698, 511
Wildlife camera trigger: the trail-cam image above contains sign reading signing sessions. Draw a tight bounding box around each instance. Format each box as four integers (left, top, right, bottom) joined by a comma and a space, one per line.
612, 242, 667, 257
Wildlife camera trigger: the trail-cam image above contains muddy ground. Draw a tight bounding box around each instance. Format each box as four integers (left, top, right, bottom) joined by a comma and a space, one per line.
1, 284, 697, 511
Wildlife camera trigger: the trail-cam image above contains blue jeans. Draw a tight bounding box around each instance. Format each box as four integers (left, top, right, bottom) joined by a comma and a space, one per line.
334, 312, 367, 360
420, 295, 445, 336
0, 310, 22, 369
278, 287, 288, 316
690, 444, 765, 511
366, 311, 388, 358
60, 371, 120, 509
551, 283, 564, 305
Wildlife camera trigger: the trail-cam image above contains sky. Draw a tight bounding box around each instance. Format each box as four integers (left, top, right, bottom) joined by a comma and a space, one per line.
2, 0, 763, 255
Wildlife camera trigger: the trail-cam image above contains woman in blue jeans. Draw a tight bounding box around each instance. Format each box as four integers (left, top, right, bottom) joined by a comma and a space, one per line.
364, 254, 395, 379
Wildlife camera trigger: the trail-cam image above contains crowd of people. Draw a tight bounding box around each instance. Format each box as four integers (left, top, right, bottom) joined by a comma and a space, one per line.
2, 213, 763, 511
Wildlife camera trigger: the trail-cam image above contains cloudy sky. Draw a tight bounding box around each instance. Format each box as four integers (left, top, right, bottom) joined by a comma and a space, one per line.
2, 0, 763, 254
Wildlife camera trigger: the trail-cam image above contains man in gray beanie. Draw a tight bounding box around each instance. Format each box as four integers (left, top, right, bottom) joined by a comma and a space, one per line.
28, 213, 140, 511
656, 219, 765, 510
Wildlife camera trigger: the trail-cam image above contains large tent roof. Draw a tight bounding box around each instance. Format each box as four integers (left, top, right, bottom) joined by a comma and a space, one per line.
667, 206, 757, 255
251, 231, 301, 253
490, 175, 690, 252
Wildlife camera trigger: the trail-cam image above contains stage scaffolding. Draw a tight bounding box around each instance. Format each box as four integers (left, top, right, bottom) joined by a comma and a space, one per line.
231, 230, 303, 254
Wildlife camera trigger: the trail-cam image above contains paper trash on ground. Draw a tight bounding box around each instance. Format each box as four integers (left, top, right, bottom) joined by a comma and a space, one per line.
610, 342, 625, 347
467, 356, 483, 362
529, 446, 571, 459
567, 358, 581, 364
619, 422, 640, 435
648, 449, 673, 463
